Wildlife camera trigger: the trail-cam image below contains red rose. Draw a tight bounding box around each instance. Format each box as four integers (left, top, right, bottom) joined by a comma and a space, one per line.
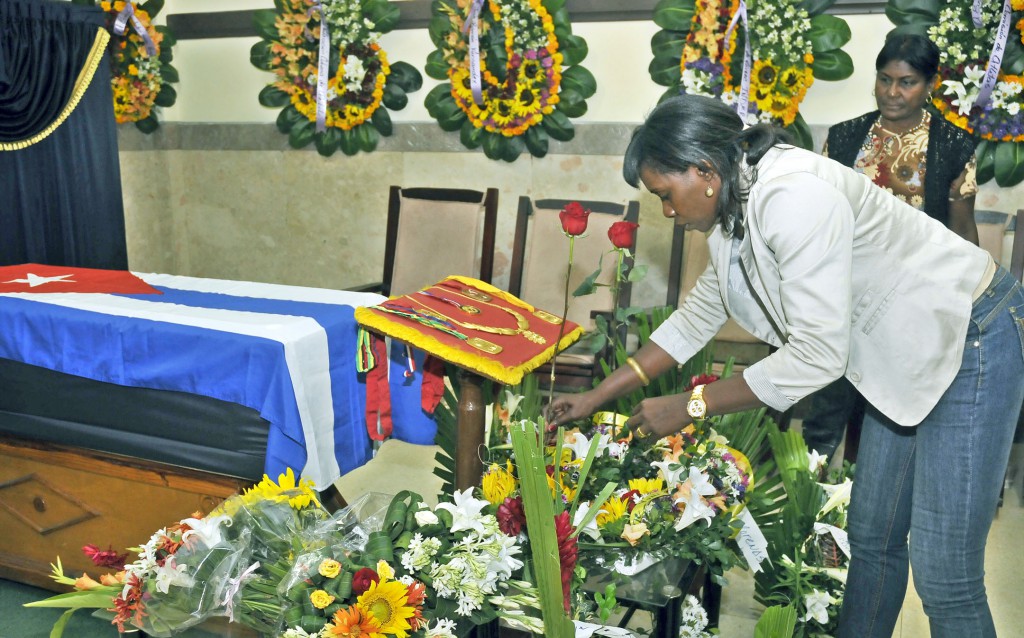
607, 221, 639, 249
558, 201, 591, 236
685, 373, 719, 392
352, 567, 380, 595
497, 496, 527, 537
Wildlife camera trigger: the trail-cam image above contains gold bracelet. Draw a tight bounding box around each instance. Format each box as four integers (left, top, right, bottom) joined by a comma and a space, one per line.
625, 357, 650, 386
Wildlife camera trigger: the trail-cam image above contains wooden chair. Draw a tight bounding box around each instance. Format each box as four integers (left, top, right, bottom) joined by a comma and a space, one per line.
508, 196, 640, 391
352, 186, 499, 297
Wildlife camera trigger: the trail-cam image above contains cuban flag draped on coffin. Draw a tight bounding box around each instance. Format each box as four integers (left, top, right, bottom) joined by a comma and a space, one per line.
0, 265, 429, 490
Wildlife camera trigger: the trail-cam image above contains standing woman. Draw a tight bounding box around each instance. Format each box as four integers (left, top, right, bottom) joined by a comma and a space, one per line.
801, 32, 981, 462
546, 94, 1023, 637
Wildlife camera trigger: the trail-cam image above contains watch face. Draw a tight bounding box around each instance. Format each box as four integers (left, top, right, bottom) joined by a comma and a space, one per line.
687, 398, 706, 419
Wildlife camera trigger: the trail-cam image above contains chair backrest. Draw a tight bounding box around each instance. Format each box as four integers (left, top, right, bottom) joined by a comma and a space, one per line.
975, 209, 1011, 266
385, 186, 498, 297
666, 225, 764, 345
508, 197, 639, 330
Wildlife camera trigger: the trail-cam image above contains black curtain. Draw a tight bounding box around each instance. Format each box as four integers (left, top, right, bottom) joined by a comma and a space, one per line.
0, 0, 127, 269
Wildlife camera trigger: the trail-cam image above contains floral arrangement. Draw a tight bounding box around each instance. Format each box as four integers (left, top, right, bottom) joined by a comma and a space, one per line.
750, 427, 854, 637
887, 0, 1024, 185
71, 0, 178, 133
26, 471, 542, 637
424, 0, 596, 161
250, 0, 423, 156
649, 0, 853, 147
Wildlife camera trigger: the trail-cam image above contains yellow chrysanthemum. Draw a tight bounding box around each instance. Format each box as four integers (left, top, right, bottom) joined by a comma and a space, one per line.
628, 477, 664, 494
596, 496, 627, 526
319, 559, 342, 579
356, 579, 415, 638
481, 462, 517, 505
311, 589, 336, 609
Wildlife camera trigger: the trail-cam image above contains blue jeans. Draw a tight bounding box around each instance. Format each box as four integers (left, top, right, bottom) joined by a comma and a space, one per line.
838, 267, 1024, 638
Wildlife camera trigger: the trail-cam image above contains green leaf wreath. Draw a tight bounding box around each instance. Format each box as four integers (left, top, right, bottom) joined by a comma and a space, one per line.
649, 0, 854, 150
887, 0, 1024, 186
423, 0, 596, 162
250, 0, 423, 157
72, 0, 178, 134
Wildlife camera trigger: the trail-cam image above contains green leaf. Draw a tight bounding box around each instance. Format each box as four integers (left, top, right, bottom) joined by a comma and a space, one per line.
482, 133, 506, 161
134, 116, 159, 134
651, 29, 686, 60
425, 50, 451, 82
315, 128, 340, 156
23, 589, 119, 609
573, 258, 604, 297
382, 83, 408, 111
153, 84, 176, 107
976, 140, 995, 185
885, 0, 940, 25
501, 135, 526, 162
544, 0, 567, 13
355, 123, 380, 152
560, 65, 596, 99
1004, 35, 1024, 75
889, 22, 936, 37
649, 54, 683, 87
785, 112, 814, 151
994, 141, 1024, 187
627, 264, 648, 282
155, 24, 176, 47
339, 129, 360, 155
484, 38, 509, 82
424, 84, 451, 115
259, 85, 291, 108
542, 109, 574, 142
288, 119, 315, 149
365, 0, 400, 32
388, 61, 423, 93
250, 40, 274, 71
428, 14, 452, 48
460, 119, 484, 149
754, 605, 797, 638
276, 105, 305, 133
371, 107, 393, 136
796, 0, 835, 16
139, 0, 164, 17
556, 88, 587, 118
808, 15, 851, 53
811, 49, 854, 82
559, 33, 589, 66
253, 9, 280, 42
51, 608, 75, 638
431, 93, 467, 132
160, 63, 179, 84
525, 125, 549, 157
653, 0, 695, 31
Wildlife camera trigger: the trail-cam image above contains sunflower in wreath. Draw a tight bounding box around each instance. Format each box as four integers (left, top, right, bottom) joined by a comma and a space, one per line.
424, 0, 596, 162
250, 0, 423, 156
73, 0, 178, 133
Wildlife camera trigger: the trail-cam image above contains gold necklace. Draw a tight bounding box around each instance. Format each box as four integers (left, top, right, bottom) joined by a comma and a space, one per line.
412, 289, 547, 344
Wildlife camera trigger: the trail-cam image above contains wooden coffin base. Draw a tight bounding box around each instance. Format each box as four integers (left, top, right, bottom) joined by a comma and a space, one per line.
0, 435, 253, 592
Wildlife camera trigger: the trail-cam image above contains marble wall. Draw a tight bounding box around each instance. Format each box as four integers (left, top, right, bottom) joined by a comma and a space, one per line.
118, 121, 1024, 313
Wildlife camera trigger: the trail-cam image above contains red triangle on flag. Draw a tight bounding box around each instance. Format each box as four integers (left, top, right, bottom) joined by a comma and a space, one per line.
0, 264, 163, 295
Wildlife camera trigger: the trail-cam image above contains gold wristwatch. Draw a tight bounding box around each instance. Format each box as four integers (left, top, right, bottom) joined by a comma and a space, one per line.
687, 384, 708, 420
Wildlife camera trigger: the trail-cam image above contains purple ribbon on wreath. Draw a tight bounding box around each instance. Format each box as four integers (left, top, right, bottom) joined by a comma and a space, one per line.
971, 0, 1011, 111
461, 0, 486, 106
306, 3, 331, 133
724, 0, 752, 124
113, 2, 157, 57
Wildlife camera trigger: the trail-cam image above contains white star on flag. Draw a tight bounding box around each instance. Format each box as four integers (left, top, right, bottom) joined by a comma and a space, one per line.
3, 273, 76, 288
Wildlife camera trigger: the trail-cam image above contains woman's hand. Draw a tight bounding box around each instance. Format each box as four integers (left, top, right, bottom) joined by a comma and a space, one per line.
546, 390, 603, 430
626, 394, 691, 441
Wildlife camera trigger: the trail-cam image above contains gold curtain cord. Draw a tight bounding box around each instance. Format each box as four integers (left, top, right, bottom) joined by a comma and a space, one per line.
0, 27, 110, 152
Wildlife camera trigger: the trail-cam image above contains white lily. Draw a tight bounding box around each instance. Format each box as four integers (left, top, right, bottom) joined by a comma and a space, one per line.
436, 488, 490, 534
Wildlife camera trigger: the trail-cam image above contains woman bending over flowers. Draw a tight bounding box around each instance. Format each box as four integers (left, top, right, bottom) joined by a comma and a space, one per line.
547, 94, 1024, 638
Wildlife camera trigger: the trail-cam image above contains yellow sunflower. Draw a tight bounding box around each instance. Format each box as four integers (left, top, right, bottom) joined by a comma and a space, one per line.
356, 579, 415, 638
243, 467, 321, 510
628, 477, 664, 495
596, 496, 627, 526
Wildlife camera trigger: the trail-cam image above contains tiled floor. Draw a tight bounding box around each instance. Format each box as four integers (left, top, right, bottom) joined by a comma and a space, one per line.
339, 439, 1024, 637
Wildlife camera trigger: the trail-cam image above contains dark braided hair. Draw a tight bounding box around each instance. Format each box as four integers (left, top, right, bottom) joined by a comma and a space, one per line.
623, 94, 791, 236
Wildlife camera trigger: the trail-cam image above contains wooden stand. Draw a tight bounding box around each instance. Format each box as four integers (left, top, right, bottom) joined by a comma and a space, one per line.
455, 368, 487, 491
0, 436, 252, 591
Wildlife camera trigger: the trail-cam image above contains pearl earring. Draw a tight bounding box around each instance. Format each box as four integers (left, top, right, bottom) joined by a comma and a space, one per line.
705, 185, 714, 198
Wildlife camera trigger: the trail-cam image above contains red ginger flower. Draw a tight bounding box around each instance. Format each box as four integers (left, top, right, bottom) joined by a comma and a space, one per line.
554, 510, 578, 612
607, 220, 639, 249
497, 496, 527, 537
686, 373, 719, 392
82, 544, 129, 570
558, 201, 591, 236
